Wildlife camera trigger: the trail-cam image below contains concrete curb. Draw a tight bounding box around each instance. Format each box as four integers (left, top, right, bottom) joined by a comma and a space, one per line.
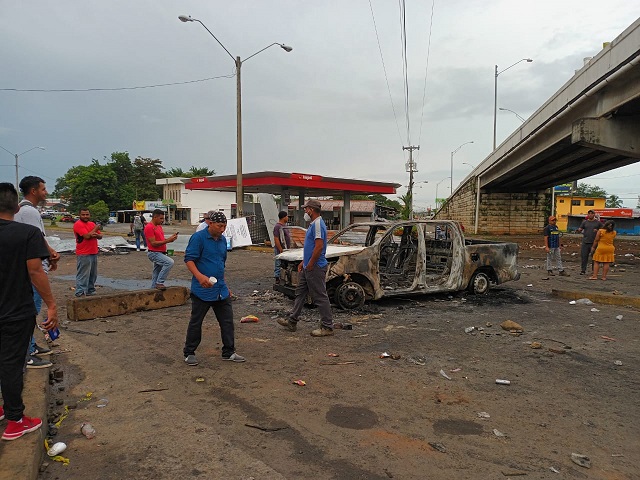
0, 368, 48, 480
551, 288, 640, 308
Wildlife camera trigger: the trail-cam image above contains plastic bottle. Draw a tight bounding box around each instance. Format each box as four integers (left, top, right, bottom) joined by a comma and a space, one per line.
81, 422, 96, 439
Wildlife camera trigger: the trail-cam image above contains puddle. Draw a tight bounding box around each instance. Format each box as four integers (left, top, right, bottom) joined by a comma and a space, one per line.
53, 275, 191, 290
433, 419, 484, 436
326, 405, 378, 430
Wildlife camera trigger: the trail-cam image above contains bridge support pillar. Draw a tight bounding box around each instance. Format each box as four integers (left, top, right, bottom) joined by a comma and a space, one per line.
573, 117, 640, 157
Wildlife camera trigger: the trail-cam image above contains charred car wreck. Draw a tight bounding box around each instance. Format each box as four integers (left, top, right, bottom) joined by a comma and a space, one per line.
274, 220, 520, 310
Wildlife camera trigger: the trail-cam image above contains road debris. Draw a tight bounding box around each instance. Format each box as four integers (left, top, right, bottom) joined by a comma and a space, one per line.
245, 423, 288, 432
570, 453, 591, 468
477, 412, 490, 419
495, 379, 511, 385
530, 342, 542, 349
293, 379, 306, 386
327, 353, 340, 357
569, 298, 594, 305
240, 315, 259, 323
590, 308, 600, 312
96, 398, 109, 408
428, 442, 447, 453
138, 388, 169, 393
464, 326, 475, 333
601, 335, 617, 342
500, 320, 523, 332
616, 315, 624, 320
439, 369, 452, 380
614, 360, 623, 366
493, 428, 506, 437
549, 466, 560, 473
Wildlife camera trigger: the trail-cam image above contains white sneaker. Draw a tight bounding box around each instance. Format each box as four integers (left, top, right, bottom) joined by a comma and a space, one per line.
222, 353, 246, 363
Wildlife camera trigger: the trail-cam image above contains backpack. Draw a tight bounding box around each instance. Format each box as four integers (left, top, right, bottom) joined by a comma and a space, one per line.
133, 215, 143, 230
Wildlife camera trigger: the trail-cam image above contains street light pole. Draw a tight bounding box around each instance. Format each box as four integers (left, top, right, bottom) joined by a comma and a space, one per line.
493, 58, 532, 150
179, 15, 292, 218
450, 141, 473, 195
0, 145, 45, 191
499, 107, 525, 123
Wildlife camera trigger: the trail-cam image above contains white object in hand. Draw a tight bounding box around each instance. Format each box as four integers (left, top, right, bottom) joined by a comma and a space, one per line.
209, 276, 217, 284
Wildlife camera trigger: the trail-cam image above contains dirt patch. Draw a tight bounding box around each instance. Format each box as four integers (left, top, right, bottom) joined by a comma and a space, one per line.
37, 228, 640, 479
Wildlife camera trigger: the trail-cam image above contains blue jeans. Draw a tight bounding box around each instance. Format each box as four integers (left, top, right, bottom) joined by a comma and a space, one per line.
147, 251, 174, 287
274, 247, 282, 279
134, 229, 147, 249
76, 254, 98, 296
28, 288, 44, 355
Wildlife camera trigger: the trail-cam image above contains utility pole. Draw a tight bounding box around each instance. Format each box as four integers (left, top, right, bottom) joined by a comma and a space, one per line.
403, 145, 419, 220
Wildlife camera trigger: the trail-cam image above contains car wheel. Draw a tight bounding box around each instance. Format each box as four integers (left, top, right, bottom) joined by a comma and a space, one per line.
468, 271, 490, 295
334, 281, 366, 310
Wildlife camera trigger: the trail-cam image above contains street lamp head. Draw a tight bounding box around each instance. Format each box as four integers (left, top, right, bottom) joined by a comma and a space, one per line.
178, 15, 194, 22
525, 58, 533, 62
280, 44, 293, 53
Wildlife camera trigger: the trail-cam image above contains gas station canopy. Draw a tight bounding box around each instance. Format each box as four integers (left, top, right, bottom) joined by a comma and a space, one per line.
184, 171, 400, 197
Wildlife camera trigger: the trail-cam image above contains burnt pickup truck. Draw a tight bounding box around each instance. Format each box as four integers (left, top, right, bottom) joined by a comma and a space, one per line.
274, 220, 520, 310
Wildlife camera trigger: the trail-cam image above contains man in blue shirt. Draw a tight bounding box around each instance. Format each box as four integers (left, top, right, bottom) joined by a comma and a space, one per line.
278, 199, 334, 337
543, 215, 569, 277
182, 211, 245, 366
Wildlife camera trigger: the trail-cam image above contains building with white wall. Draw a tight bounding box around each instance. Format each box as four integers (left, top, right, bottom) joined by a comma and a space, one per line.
155, 177, 237, 225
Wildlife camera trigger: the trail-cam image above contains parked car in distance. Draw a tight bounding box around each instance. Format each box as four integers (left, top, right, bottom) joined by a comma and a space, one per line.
59, 214, 78, 223
274, 220, 520, 310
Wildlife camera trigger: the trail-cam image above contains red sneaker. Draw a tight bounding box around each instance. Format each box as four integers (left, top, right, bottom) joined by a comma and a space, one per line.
2, 416, 42, 441
0, 406, 4, 421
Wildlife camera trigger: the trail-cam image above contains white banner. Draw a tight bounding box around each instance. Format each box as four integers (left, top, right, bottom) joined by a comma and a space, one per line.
224, 217, 252, 248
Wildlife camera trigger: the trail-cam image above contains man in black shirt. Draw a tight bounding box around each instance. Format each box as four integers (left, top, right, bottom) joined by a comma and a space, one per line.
576, 210, 604, 275
0, 183, 58, 441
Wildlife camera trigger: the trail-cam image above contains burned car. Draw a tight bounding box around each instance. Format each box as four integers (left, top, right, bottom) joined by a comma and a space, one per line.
274, 220, 520, 310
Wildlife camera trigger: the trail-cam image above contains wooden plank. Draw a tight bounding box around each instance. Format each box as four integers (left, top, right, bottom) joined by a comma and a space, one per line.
66, 287, 189, 321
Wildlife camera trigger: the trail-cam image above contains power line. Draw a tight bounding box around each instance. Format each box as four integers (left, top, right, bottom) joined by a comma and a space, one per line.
398, 0, 411, 144
416, 0, 436, 162
0, 74, 236, 93
368, 0, 404, 148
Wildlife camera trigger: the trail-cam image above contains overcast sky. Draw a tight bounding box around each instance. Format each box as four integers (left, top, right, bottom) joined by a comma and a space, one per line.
1, 1, 639, 209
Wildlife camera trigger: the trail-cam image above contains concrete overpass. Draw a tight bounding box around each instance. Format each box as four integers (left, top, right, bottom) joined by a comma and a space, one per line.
438, 18, 640, 234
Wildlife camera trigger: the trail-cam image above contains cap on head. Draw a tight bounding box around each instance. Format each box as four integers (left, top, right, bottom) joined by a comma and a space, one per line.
302, 199, 322, 211
549, 216, 557, 221
209, 211, 227, 224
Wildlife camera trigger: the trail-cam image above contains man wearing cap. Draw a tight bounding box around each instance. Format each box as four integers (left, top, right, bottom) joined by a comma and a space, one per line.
183, 211, 245, 365
144, 209, 178, 290
195, 210, 217, 233
278, 199, 334, 337
543, 215, 569, 277
576, 210, 604, 275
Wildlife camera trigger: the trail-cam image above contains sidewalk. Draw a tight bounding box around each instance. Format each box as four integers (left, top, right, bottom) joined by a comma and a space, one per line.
0, 368, 48, 480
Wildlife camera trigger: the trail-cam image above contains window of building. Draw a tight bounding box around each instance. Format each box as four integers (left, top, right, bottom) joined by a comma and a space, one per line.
559, 199, 565, 203
584, 200, 595, 206
571, 199, 581, 206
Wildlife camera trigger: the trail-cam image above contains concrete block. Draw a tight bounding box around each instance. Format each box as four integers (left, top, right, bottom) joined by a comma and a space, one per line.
0, 369, 48, 480
66, 287, 190, 321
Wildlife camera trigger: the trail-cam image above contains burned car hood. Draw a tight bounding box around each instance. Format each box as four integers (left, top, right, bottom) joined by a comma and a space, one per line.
277, 245, 366, 261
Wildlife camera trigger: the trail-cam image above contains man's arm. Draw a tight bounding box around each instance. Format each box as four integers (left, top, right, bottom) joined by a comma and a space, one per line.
274, 236, 283, 254
185, 260, 214, 288
27, 258, 58, 330
147, 231, 178, 248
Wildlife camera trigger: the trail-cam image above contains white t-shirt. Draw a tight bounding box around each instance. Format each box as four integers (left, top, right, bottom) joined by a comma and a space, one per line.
196, 221, 208, 233
14, 200, 50, 270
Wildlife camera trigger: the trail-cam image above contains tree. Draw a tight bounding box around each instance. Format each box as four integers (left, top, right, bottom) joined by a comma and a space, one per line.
164, 167, 188, 178
87, 200, 110, 223
132, 157, 164, 200
108, 152, 136, 209
65, 160, 118, 212
606, 194, 623, 208
398, 192, 412, 219
573, 182, 607, 197
188, 166, 215, 177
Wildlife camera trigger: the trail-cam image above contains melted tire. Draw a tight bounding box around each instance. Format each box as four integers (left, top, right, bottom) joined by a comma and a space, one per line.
468, 271, 490, 295
334, 281, 366, 310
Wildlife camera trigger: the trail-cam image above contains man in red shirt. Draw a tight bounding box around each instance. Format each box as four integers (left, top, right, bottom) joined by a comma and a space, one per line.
73, 208, 102, 297
144, 209, 178, 290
